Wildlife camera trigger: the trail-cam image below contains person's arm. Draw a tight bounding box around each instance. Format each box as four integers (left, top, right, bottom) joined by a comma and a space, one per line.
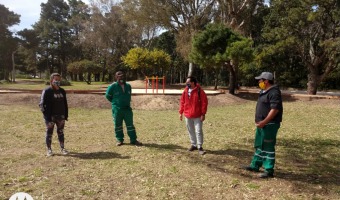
39, 88, 52, 121
200, 89, 208, 122
105, 84, 114, 102
63, 89, 68, 120
179, 91, 186, 121
256, 109, 279, 128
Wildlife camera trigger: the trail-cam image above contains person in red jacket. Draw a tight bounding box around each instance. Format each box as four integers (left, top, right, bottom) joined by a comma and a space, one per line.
179, 76, 208, 155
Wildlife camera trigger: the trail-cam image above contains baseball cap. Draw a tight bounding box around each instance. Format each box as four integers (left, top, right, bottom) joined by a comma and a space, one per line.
255, 72, 274, 80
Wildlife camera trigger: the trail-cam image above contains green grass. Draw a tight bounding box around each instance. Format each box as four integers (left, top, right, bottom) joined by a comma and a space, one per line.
0, 78, 109, 90
0, 98, 339, 199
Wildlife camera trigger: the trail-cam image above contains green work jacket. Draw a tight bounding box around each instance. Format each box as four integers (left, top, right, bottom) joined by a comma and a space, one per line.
105, 82, 132, 108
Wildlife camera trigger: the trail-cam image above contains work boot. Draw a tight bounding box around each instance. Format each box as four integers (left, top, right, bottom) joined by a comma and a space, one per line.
240, 166, 259, 172
132, 140, 143, 146
116, 141, 124, 146
259, 172, 274, 178
188, 145, 198, 151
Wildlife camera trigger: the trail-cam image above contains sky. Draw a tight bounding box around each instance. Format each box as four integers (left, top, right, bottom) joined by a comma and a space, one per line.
1, 0, 89, 32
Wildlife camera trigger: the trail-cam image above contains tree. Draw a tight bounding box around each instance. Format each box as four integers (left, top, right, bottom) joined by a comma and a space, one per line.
151, 31, 188, 84
0, 4, 20, 81
190, 23, 253, 93
34, 0, 71, 77
80, 1, 135, 81
67, 0, 91, 61
120, 0, 162, 48
122, 47, 171, 77
259, 0, 340, 94
149, 49, 172, 75
17, 29, 40, 76
215, 0, 266, 35
121, 0, 217, 77
68, 59, 101, 84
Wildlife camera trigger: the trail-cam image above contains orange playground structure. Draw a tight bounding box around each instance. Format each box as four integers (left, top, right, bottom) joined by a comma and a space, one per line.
145, 76, 166, 94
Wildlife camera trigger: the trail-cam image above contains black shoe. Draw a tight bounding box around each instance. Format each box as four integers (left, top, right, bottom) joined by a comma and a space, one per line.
116, 141, 124, 146
188, 145, 198, 151
241, 166, 259, 172
259, 172, 274, 178
132, 140, 143, 146
198, 147, 206, 155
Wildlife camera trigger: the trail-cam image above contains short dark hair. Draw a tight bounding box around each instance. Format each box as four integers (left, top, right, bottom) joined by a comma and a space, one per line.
115, 71, 125, 77
187, 76, 197, 85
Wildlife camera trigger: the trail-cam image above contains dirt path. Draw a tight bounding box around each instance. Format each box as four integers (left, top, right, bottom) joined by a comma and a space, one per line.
0, 93, 249, 110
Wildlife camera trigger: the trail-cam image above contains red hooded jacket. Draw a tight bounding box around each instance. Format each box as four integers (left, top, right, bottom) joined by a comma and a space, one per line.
179, 84, 208, 118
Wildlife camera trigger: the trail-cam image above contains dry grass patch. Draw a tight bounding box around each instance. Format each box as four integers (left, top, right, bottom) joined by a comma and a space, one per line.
0, 97, 339, 200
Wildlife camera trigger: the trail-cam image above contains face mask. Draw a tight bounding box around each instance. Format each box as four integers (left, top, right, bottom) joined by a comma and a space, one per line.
259, 82, 266, 90
53, 81, 61, 87
186, 83, 191, 88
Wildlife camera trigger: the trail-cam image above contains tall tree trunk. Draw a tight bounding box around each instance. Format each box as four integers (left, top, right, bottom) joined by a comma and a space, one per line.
229, 70, 236, 94
101, 60, 106, 82
180, 71, 183, 83
214, 77, 218, 90
225, 61, 237, 94
307, 67, 319, 95
188, 62, 194, 77
12, 51, 16, 82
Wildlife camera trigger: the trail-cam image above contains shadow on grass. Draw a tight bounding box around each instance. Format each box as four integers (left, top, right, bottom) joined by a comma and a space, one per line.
143, 143, 186, 151
276, 137, 340, 185
195, 138, 339, 196
66, 151, 130, 160
207, 148, 253, 157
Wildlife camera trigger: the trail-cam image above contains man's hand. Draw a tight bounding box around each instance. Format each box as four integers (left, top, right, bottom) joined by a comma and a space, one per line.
255, 121, 266, 128
179, 114, 183, 121
201, 115, 205, 122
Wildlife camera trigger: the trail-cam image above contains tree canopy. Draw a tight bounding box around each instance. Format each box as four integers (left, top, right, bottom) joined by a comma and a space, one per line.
258, 0, 340, 94
1, 0, 340, 93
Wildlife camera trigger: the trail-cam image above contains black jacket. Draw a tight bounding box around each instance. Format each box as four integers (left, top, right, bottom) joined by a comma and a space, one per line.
39, 87, 68, 121
255, 85, 283, 124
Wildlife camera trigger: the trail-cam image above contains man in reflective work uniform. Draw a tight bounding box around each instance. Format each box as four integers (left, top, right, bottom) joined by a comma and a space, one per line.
242, 72, 283, 178
105, 71, 142, 146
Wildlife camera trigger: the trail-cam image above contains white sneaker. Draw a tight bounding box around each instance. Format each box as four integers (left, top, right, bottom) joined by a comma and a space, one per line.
61, 148, 69, 155
47, 149, 54, 157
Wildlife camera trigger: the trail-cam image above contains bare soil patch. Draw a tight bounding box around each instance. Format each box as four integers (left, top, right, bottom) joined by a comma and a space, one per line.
0, 80, 250, 109
0, 93, 249, 110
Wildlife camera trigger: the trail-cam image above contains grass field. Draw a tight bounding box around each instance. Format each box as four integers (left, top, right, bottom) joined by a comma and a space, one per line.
0, 79, 108, 90
0, 94, 339, 199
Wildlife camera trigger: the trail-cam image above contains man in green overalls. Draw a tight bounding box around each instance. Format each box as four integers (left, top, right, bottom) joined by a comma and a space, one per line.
105, 71, 142, 146
242, 72, 283, 178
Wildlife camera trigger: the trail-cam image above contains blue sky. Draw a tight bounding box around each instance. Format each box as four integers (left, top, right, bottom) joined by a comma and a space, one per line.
1, 0, 89, 32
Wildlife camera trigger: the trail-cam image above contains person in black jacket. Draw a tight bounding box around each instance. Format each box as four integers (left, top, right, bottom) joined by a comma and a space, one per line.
39, 73, 69, 156
242, 72, 283, 178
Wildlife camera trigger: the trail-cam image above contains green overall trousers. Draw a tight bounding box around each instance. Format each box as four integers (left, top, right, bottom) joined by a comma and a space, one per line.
112, 107, 137, 143
105, 82, 137, 143
250, 123, 280, 174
